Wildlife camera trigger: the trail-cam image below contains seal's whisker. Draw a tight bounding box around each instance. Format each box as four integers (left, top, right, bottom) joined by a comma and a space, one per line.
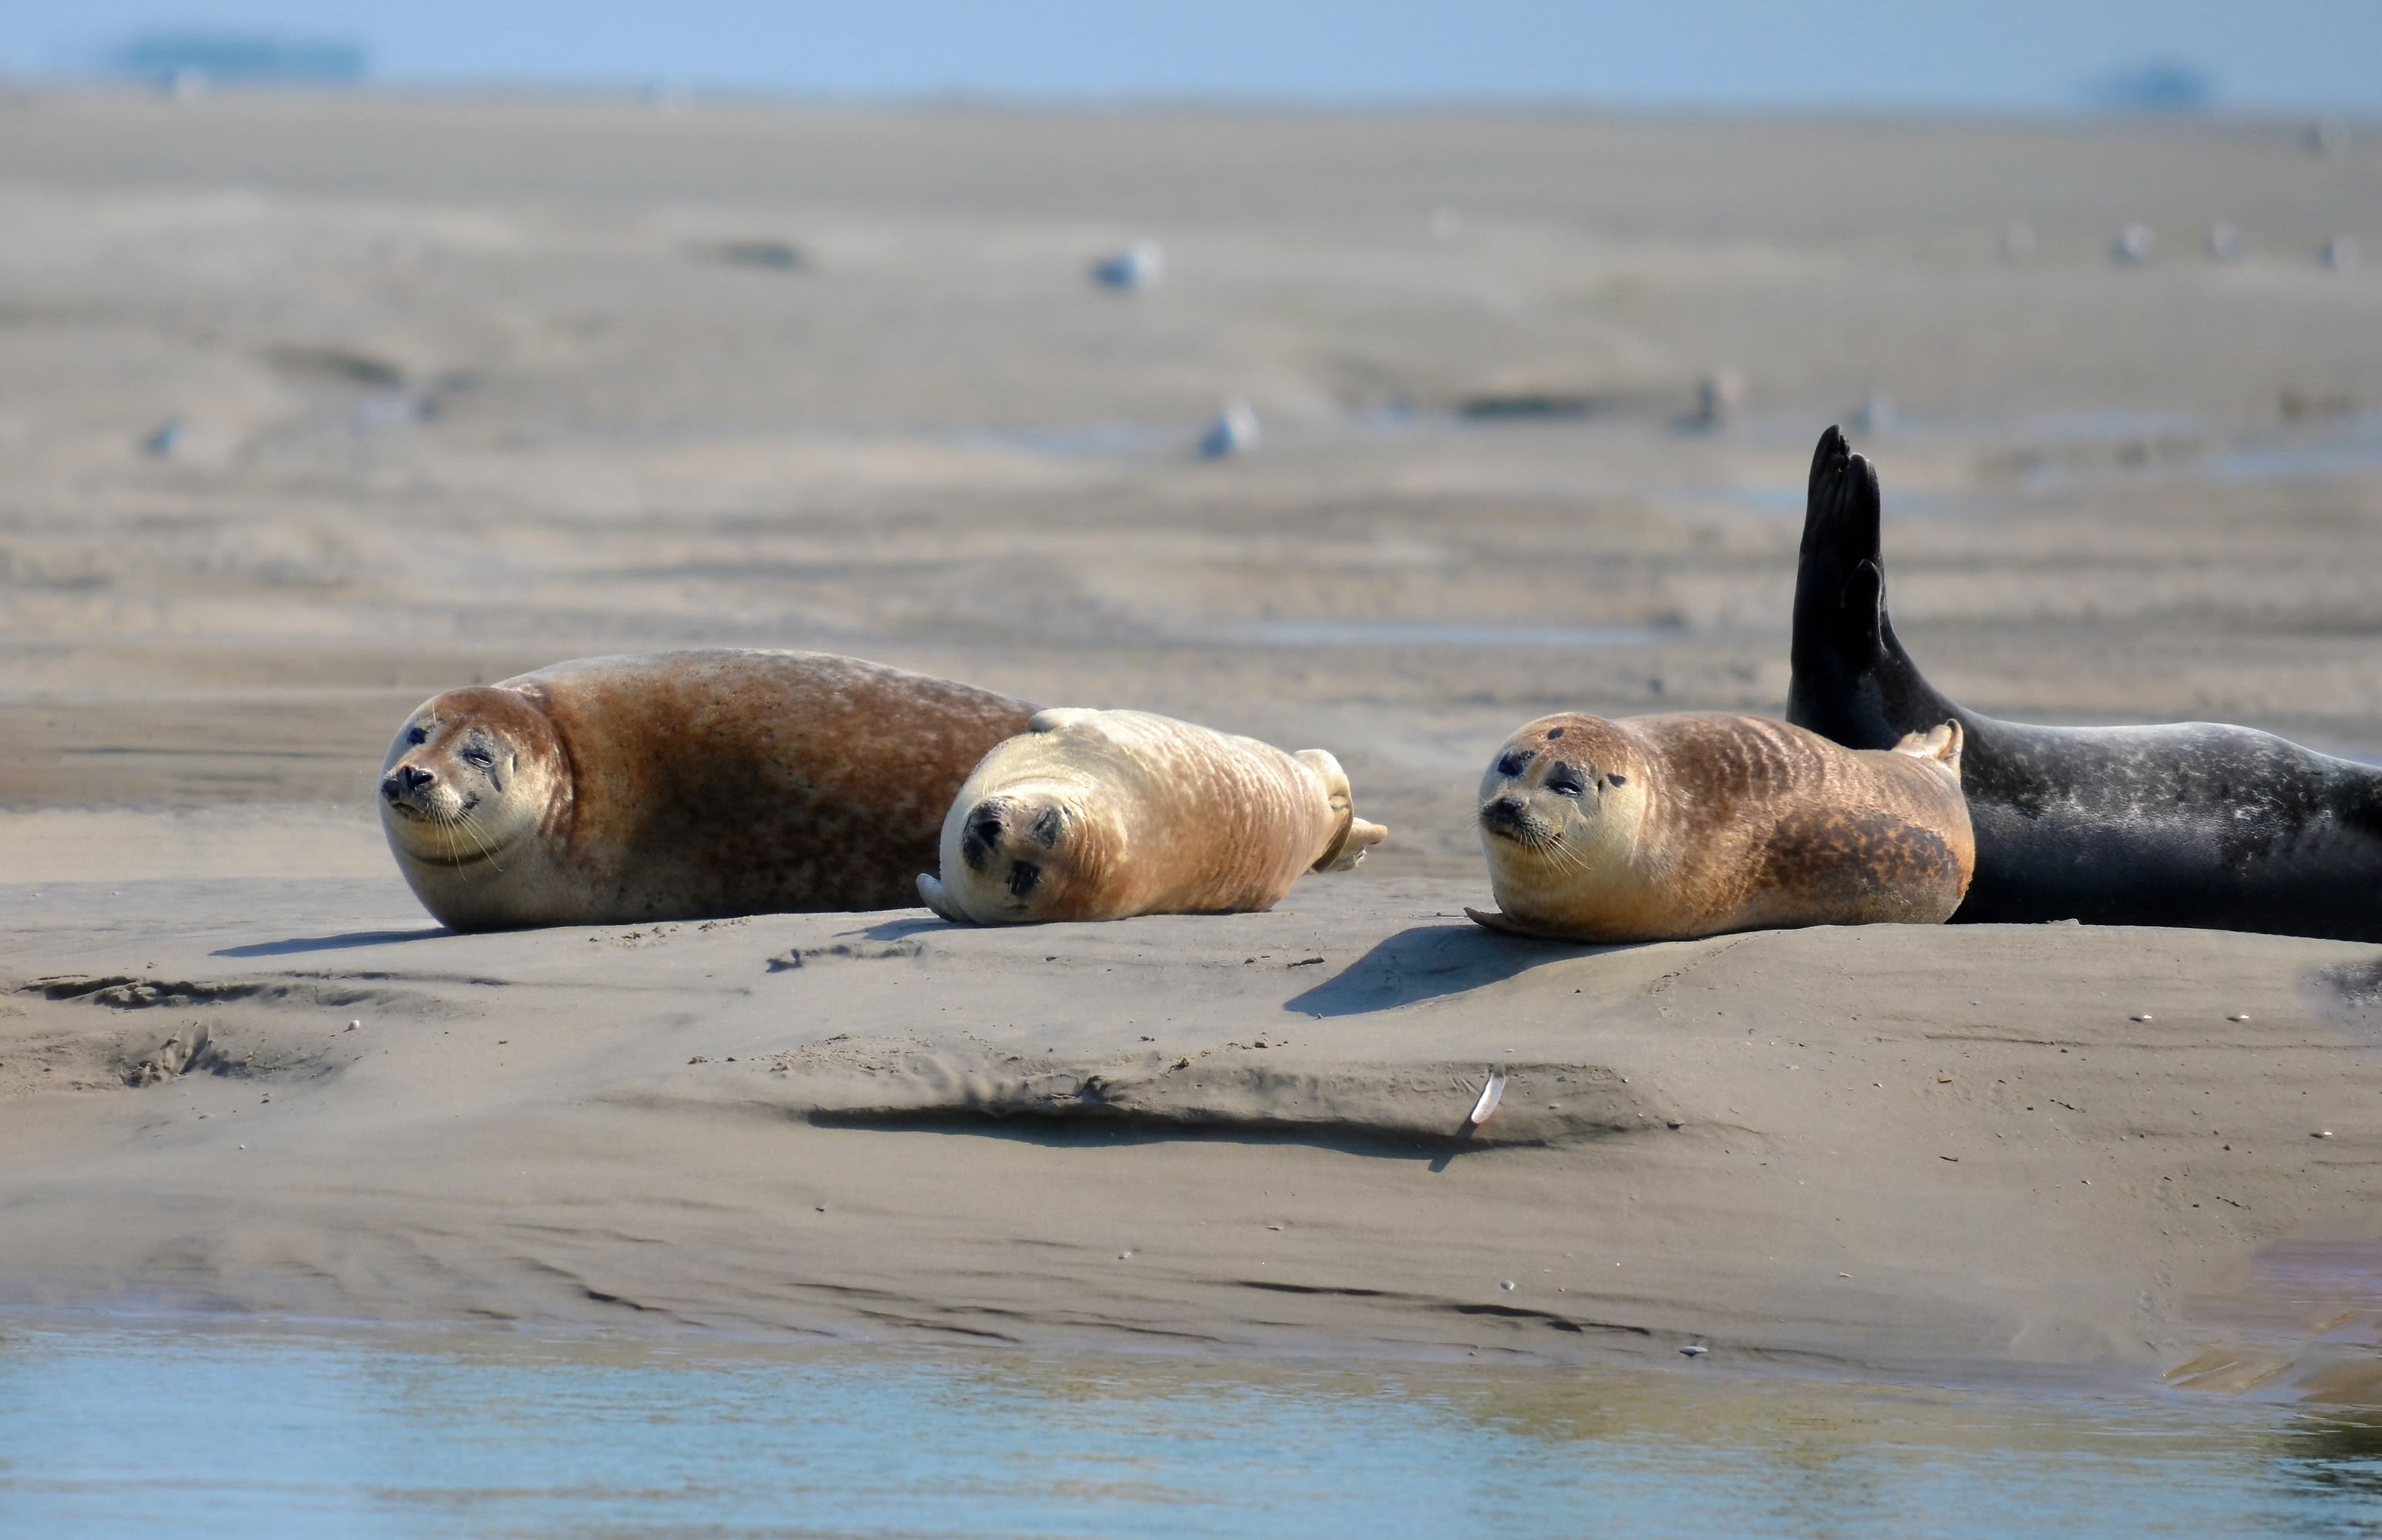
456, 807, 504, 873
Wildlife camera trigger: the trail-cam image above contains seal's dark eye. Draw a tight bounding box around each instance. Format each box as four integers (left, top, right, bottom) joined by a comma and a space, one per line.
1007, 861, 1041, 899
1031, 806, 1064, 847
405, 725, 428, 746
1496, 750, 1532, 777
462, 741, 496, 770
1547, 765, 1586, 798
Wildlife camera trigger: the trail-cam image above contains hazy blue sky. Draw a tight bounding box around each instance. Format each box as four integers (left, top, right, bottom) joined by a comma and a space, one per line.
10, 1, 2379, 113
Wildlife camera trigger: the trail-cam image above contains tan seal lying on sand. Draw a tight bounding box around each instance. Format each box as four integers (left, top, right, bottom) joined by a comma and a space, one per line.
1469, 712, 1972, 943
378, 649, 1038, 931
917, 708, 1388, 924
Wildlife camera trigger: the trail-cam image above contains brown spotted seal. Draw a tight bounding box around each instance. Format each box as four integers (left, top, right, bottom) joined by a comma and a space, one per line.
917, 708, 1388, 924
378, 649, 1038, 931
1469, 711, 1973, 942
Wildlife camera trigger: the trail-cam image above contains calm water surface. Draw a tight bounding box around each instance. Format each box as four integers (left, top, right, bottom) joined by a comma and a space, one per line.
4, 1325, 2380, 1538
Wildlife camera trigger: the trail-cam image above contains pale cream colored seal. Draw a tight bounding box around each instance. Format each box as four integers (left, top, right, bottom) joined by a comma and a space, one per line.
917, 708, 1388, 924
378, 649, 1038, 931
1469, 711, 1971, 943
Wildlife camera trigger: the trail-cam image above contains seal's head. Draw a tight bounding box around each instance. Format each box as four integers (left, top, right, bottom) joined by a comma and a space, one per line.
1475, 714, 1653, 903
919, 785, 1115, 924
378, 688, 569, 873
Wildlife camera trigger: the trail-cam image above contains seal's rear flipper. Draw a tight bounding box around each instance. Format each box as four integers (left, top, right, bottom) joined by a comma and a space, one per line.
1793, 425, 1888, 664
1321, 817, 1388, 873
1296, 748, 1388, 871
917, 873, 964, 923
1787, 426, 1960, 749
1890, 718, 1963, 768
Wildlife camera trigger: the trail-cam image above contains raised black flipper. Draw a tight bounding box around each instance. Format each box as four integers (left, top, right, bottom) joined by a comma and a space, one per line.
1786, 426, 1956, 750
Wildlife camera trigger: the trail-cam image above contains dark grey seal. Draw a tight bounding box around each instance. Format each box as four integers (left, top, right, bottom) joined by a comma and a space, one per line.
1786, 425, 2382, 940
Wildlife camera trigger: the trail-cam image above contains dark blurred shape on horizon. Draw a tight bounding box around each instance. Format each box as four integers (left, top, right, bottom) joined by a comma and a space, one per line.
2083, 60, 2215, 114
104, 30, 369, 88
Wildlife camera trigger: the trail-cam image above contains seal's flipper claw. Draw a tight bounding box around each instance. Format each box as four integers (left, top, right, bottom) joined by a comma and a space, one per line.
917, 873, 964, 923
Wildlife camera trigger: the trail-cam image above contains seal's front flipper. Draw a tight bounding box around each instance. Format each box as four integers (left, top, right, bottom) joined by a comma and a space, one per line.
1462, 906, 1594, 941
917, 873, 964, 923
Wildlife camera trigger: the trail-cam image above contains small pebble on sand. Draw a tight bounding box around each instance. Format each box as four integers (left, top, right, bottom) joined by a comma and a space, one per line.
1499, 1279, 1516, 1291
2227, 1014, 2249, 1024
2130, 1014, 2154, 1023
1680, 1344, 1707, 1357
2316, 1131, 2333, 1139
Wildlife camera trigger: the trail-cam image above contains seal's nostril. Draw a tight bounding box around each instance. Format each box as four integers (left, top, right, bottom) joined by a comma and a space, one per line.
398, 765, 434, 793
967, 803, 1008, 846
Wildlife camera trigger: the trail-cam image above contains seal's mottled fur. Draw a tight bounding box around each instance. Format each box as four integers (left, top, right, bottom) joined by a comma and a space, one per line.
1471, 711, 1972, 942
379, 650, 1038, 930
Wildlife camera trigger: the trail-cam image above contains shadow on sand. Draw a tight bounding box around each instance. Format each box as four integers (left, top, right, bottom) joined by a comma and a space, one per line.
847, 915, 947, 943
213, 927, 449, 958
1284, 922, 1627, 1017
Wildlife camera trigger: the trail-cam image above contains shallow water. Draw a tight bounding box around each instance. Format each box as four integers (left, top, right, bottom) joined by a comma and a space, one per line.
5, 1326, 2381, 1538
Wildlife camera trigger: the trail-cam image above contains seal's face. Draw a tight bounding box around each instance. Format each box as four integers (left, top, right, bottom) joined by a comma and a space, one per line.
1476, 715, 1649, 879
378, 688, 566, 872
938, 792, 1102, 922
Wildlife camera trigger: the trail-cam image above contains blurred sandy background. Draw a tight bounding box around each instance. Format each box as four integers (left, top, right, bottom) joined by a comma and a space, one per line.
2, 92, 2377, 883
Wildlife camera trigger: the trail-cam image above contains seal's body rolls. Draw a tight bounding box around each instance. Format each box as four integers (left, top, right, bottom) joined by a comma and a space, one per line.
378, 650, 1038, 931
1472, 711, 1973, 943
917, 708, 1388, 924
1788, 426, 2382, 939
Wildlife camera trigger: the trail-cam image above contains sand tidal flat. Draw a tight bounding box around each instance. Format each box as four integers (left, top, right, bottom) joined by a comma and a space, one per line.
2, 94, 2379, 1392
